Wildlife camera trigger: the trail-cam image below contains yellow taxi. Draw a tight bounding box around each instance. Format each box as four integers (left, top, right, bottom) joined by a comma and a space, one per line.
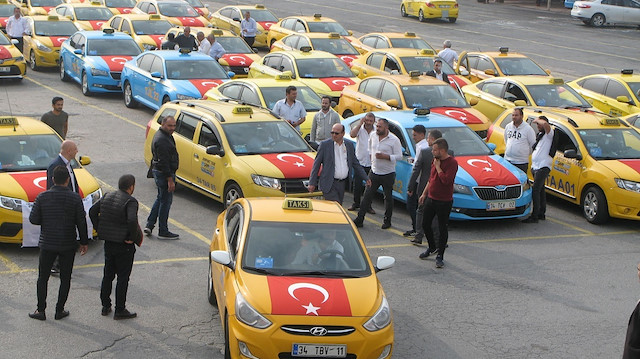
0, 116, 102, 245
23, 15, 77, 70
203, 74, 329, 141
267, 14, 360, 49
209, 4, 279, 49
131, 0, 210, 27
208, 197, 395, 359
48, 2, 114, 30
462, 76, 594, 121
336, 72, 491, 139
102, 14, 172, 51
488, 107, 640, 224
144, 100, 322, 208
623, 113, 640, 130
12, 0, 62, 16
270, 32, 362, 68
568, 70, 640, 117
353, 31, 435, 55
1, 0, 17, 29
400, 0, 459, 23
455, 47, 551, 83
0, 29, 26, 80
248, 47, 360, 105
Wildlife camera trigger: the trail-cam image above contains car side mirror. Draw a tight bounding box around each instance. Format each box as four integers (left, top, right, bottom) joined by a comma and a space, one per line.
232, 17, 240, 22
68, 15, 74, 21
617, 95, 630, 104
514, 100, 527, 106
227, 71, 235, 78
351, 68, 359, 77
486, 142, 497, 151
347, 30, 353, 36
206, 145, 225, 157
79, 156, 91, 165
468, 98, 479, 106
307, 140, 319, 150
150, 71, 162, 78
73, 48, 82, 55
386, 98, 399, 108
374, 256, 395, 272
563, 149, 582, 160
459, 69, 469, 76
484, 69, 495, 76
210, 250, 234, 269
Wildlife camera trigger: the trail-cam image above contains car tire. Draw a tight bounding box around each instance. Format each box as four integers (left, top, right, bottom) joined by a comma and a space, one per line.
342, 110, 354, 118
419, 9, 426, 22
401, 4, 408, 17
449, 17, 457, 23
162, 95, 171, 104
59, 59, 70, 82
582, 186, 609, 224
224, 312, 231, 359
207, 259, 217, 306
81, 71, 92, 96
29, 50, 39, 71
123, 81, 138, 108
590, 13, 605, 27
223, 183, 243, 209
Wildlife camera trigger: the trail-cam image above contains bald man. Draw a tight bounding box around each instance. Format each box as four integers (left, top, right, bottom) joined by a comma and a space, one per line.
47, 140, 79, 193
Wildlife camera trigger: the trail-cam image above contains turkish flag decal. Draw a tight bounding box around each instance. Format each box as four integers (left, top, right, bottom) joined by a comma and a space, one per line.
220, 53, 253, 67
260, 152, 313, 179
176, 17, 204, 26
188, 79, 224, 96
8, 171, 48, 202
87, 20, 106, 30
620, 160, 640, 175
457, 156, 520, 186
338, 55, 357, 67
100, 56, 132, 71
319, 77, 355, 91
147, 35, 164, 47
116, 7, 132, 13
0, 46, 11, 60
267, 276, 352, 316
0, 18, 9, 27
257, 21, 275, 30
49, 36, 69, 47
429, 108, 484, 125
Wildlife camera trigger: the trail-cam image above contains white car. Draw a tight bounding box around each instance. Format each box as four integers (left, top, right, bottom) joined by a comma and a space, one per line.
571, 0, 640, 27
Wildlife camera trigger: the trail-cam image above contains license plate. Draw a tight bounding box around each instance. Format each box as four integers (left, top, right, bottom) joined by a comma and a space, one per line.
486, 200, 516, 211
441, 10, 449, 18
292, 344, 347, 358
0, 67, 10, 72
440, 4, 451, 8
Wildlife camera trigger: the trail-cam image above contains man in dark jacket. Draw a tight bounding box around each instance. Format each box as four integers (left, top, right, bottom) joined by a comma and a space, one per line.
28, 166, 89, 321
145, 116, 180, 239
174, 26, 198, 51
90, 174, 140, 320
425, 58, 450, 83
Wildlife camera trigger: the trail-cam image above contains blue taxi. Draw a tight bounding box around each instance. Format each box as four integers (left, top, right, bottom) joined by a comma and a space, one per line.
121, 49, 234, 110
343, 109, 532, 220
59, 28, 141, 96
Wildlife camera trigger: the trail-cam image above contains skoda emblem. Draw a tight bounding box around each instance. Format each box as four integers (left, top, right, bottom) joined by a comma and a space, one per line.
309, 327, 328, 336
495, 185, 507, 191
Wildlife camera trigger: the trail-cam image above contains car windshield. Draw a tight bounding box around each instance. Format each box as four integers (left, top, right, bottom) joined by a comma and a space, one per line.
242, 222, 371, 276
216, 36, 253, 53
261, 86, 322, 111
87, 38, 141, 55
627, 82, 640, 100
0, 134, 62, 172
74, 7, 113, 21
494, 58, 548, 76
104, 0, 135, 7
578, 128, 640, 160
158, 3, 198, 17
183, 0, 203, 7
296, 58, 353, 78
402, 84, 470, 109
306, 21, 348, 36
310, 38, 359, 55
34, 21, 78, 36
165, 59, 228, 79
406, 126, 491, 156
0, 5, 17, 16
0, 32, 11, 45
222, 121, 311, 155
131, 20, 172, 35
526, 84, 591, 108
30, 0, 62, 7
400, 56, 456, 74
249, 9, 278, 22
389, 38, 433, 51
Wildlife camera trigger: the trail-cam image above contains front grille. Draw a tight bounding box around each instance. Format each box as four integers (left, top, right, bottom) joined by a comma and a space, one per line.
280, 179, 310, 194
279, 354, 357, 359
0, 222, 22, 237
110, 72, 121, 80
103, 84, 121, 90
229, 65, 249, 74
456, 205, 528, 218
281, 325, 356, 337
0, 65, 22, 75
473, 185, 521, 200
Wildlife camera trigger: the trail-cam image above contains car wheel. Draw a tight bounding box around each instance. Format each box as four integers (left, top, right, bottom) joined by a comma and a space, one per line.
59, 59, 70, 82
162, 95, 171, 104
223, 183, 243, 209
81, 71, 92, 96
342, 110, 354, 118
419, 9, 426, 22
401, 4, 408, 17
123, 81, 138, 108
590, 13, 605, 27
207, 259, 217, 306
224, 312, 231, 359
582, 186, 609, 224
29, 51, 38, 71
449, 17, 457, 23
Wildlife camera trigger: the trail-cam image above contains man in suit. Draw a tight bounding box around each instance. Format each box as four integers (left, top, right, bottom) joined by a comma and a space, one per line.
425, 58, 449, 83
308, 123, 370, 205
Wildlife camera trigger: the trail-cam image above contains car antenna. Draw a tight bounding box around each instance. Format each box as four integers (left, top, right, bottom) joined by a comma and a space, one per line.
603, 68, 609, 74
3, 86, 16, 131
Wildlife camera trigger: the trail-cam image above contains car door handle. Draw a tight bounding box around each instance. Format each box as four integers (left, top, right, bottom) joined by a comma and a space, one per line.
215, 228, 220, 235
356, 98, 362, 102
194, 153, 199, 159
375, 104, 382, 109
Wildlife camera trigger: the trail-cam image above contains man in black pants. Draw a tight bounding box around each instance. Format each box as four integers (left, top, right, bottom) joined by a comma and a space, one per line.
90, 174, 141, 319
28, 166, 89, 321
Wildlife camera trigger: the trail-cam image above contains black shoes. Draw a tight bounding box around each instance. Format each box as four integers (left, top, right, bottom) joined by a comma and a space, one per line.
419, 248, 437, 259
403, 230, 417, 237
538, 215, 546, 220
114, 309, 137, 320
29, 310, 46, 321
143, 227, 152, 236
435, 256, 444, 268
158, 231, 180, 240
353, 218, 363, 228
522, 217, 538, 223
381, 222, 391, 229
410, 238, 423, 245
101, 306, 112, 316
367, 208, 376, 215
55, 310, 69, 320
347, 204, 359, 211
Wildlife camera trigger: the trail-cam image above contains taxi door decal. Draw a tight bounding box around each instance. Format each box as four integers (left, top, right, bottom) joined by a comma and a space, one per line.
8, 172, 48, 202
260, 153, 314, 178
267, 276, 352, 316
548, 156, 579, 199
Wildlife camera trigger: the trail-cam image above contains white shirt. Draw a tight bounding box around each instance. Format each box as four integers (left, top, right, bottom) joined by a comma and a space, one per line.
369, 132, 403, 175
531, 128, 554, 170
6, 16, 29, 38
59, 154, 76, 192
438, 47, 458, 67
208, 41, 226, 60
504, 121, 536, 165
240, 17, 257, 37
414, 138, 428, 164
273, 99, 306, 131
198, 38, 211, 55
333, 141, 348, 180
355, 125, 373, 167
432, 70, 444, 81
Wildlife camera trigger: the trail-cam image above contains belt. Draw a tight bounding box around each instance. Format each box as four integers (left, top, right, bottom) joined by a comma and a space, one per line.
334, 178, 347, 182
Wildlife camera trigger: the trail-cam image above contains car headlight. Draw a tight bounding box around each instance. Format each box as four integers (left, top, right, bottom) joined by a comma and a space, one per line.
12, 56, 24, 62
87, 188, 102, 205
363, 296, 391, 331
91, 68, 109, 76
35, 40, 52, 52
615, 178, 640, 193
235, 292, 272, 329
251, 174, 281, 189
0, 195, 23, 212
176, 94, 197, 100
143, 43, 156, 51
453, 183, 472, 195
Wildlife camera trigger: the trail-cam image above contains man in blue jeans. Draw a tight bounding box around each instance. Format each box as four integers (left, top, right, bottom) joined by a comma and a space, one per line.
145, 116, 180, 239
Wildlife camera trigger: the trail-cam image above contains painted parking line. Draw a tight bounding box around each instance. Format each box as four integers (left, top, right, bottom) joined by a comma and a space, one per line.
0, 251, 21, 273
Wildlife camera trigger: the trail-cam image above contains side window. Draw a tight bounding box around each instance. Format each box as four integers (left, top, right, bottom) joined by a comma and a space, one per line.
220, 8, 232, 18
366, 53, 384, 68
383, 55, 401, 73
137, 2, 149, 12
280, 57, 294, 73
224, 205, 243, 258
69, 33, 82, 48
388, 123, 409, 155
76, 34, 86, 50
604, 80, 632, 102
480, 81, 505, 97
626, 0, 640, 8
283, 35, 298, 48
198, 124, 220, 147
137, 54, 154, 71
175, 112, 199, 141
376, 37, 389, 49
148, 4, 157, 14
239, 87, 260, 106
120, 20, 131, 34
297, 37, 310, 48
579, 77, 607, 94
230, 9, 241, 20
155, 108, 177, 125
293, 20, 306, 32
281, 18, 294, 30
504, 82, 527, 103
110, 17, 122, 29
361, 78, 383, 98
380, 81, 401, 105
499, 113, 513, 129
467, 55, 479, 69
555, 126, 578, 153
264, 55, 281, 70
361, 36, 377, 47
219, 83, 242, 99
476, 57, 495, 72
149, 56, 163, 75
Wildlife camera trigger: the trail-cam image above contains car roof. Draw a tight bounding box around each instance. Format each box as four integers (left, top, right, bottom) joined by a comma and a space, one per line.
242, 197, 351, 223
223, 77, 311, 89
363, 74, 452, 86
518, 106, 627, 130
285, 32, 348, 40
168, 26, 235, 37
351, 110, 468, 129
80, 30, 135, 39
146, 49, 216, 60
369, 47, 437, 57
113, 14, 169, 20
479, 75, 564, 86
577, 73, 640, 82
467, 51, 528, 58
268, 49, 339, 60
27, 15, 74, 21
0, 116, 60, 136
359, 32, 423, 39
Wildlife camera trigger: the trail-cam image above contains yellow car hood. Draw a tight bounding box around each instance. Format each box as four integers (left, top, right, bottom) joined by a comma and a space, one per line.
238, 152, 316, 179
33, 35, 69, 49
0, 44, 22, 59
0, 168, 100, 202
301, 77, 358, 97
599, 159, 640, 180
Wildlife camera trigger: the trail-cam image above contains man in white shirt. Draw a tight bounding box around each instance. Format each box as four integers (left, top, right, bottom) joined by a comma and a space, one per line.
425, 59, 449, 83
503, 107, 536, 173
523, 116, 555, 223
353, 118, 403, 229
207, 34, 225, 61
310, 96, 341, 142
6, 7, 29, 53
404, 125, 427, 237
437, 39, 458, 68
348, 112, 376, 214
273, 85, 306, 132
240, 11, 257, 47
197, 31, 210, 54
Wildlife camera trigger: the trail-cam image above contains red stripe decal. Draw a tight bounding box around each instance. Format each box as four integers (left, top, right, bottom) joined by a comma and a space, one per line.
260, 152, 313, 179
429, 107, 484, 124
116, 7, 132, 13
176, 17, 203, 26
1, 18, 9, 27
457, 156, 520, 186
0, 46, 11, 60
257, 21, 275, 30
620, 160, 640, 175
42, 6, 53, 12
319, 77, 355, 92
267, 276, 352, 316
187, 79, 224, 96
100, 56, 132, 71
148, 34, 164, 47
8, 171, 48, 202
338, 55, 357, 67
220, 53, 253, 67
49, 36, 68, 47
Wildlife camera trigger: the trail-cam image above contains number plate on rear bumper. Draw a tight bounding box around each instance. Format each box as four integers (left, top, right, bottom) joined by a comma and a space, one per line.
292, 343, 347, 358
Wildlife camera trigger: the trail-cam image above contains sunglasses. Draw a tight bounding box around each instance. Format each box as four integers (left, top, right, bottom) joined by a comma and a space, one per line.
330, 131, 341, 135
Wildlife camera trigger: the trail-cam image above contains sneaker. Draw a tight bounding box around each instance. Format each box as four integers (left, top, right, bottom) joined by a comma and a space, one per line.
418, 248, 436, 259
101, 306, 112, 316
158, 231, 180, 240
114, 309, 137, 320
54, 310, 69, 320
143, 227, 152, 235
28, 310, 46, 321
538, 215, 546, 220
403, 230, 417, 237
381, 222, 391, 229
50, 265, 60, 274
522, 217, 538, 223
435, 257, 444, 268
347, 204, 359, 211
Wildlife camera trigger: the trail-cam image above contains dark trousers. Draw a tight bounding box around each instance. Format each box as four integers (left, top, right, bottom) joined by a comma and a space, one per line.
243, 36, 255, 47
531, 167, 550, 218
422, 198, 453, 258
11, 37, 23, 54
323, 179, 347, 204
352, 166, 371, 208
101, 241, 135, 311
146, 170, 174, 234
37, 248, 76, 312
510, 162, 529, 174
357, 172, 395, 223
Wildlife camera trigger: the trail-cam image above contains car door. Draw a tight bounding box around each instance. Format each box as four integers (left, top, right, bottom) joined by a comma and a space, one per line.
603, 78, 635, 116
474, 79, 507, 120
211, 204, 244, 310
574, 76, 608, 112
388, 122, 413, 201
623, 0, 640, 23
216, 7, 234, 30
192, 121, 226, 198
475, 55, 497, 80
383, 54, 402, 75
173, 111, 200, 185
544, 124, 583, 203
218, 82, 243, 102
128, 53, 151, 102
352, 52, 382, 79
378, 79, 402, 110
358, 77, 384, 114
69, 32, 86, 81
249, 54, 282, 78
599, 0, 625, 23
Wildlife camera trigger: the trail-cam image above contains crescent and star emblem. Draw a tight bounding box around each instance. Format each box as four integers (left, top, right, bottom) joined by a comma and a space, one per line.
228, 55, 246, 65
95, 21, 104, 27
340, 56, 355, 62
276, 153, 305, 168
444, 109, 468, 122
467, 159, 493, 172
288, 283, 329, 316
33, 176, 47, 189
199, 81, 220, 87
110, 57, 129, 64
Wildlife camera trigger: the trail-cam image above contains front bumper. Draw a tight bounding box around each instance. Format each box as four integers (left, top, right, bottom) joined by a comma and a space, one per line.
450, 189, 532, 220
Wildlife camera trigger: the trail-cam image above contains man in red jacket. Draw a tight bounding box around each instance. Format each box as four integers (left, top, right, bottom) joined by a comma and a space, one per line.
418, 138, 458, 268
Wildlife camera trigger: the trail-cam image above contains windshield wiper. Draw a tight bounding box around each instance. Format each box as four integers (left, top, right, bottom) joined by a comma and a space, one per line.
244, 267, 282, 275
286, 270, 362, 278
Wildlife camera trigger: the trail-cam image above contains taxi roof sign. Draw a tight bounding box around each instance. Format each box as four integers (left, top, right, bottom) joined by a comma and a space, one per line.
90, 0, 102, 5
414, 108, 430, 116
255, 4, 265, 8
179, 47, 191, 54
149, 14, 161, 19
419, 49, 435, 55
404, 32, 416, 37
0, 0, 9, 4
282, 198, 312, 210
47, 15, 59, 20
549, 78, 564, 85
103, 28, 115, 34
498, 47, 509, 54
328, 32, 340, 38
232, 106, 253, 114
0, 116, 19, 126
601, 118, 620, 126
211, 29, 223, 36
300, 46, 312, 53
313, 13, 322, 18
275, 73, 292, 80
409, 70, 420, 78
621, 69, 634, 75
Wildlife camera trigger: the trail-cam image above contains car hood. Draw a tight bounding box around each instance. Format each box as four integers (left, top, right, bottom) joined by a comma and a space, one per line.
136, 34, 165, 48
302, 77, 358, 96
0, 169, 100, 202
429, 107, 488, 125
218, 53, 259, 67
455, 155, 524, 187
90, 55, 134, 72
36, 35, 69, 49
172, 16, 207, 27
599, 159, 640, 180
0, 44, 20, 59
237, 152, 315, 179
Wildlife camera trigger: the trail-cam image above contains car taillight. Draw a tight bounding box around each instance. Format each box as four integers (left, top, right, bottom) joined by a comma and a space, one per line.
145, 119, 152, 138
426, 2, 436, 7
578, 4, 591, 7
